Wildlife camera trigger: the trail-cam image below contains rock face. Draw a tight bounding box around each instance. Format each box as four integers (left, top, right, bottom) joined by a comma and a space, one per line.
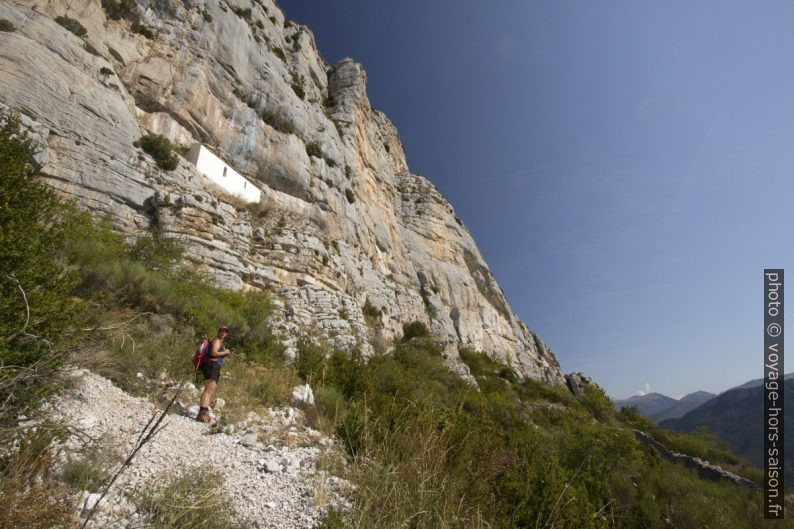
0, 0, 565, 385
565, 372, 596, 397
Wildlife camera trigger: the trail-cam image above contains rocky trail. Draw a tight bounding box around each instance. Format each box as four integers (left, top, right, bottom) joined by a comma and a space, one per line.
38, 369, 351, 529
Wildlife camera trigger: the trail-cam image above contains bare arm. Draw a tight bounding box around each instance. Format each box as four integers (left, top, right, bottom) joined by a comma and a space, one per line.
210, 339, 230, 357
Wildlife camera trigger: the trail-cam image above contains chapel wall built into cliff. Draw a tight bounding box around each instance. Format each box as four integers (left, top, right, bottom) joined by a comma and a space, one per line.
185, 143, 261, 203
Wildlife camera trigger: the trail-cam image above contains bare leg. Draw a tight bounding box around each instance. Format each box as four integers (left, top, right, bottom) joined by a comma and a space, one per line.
200, 380, 217, 408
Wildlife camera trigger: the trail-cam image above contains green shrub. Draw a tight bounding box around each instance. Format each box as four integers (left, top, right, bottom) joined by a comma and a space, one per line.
315, 385, 346, 419
202, 9, 212, 22
361, 299, 380, 323
292, 82, 306, 99
131, 21, 155, 39
578, 383, 615, 422
55, 15, 87, 37
296, 335, 326, 384
0, 19, 15, 32
272, 46, 287, 62
99, 66, 113, 78
101, 0, 137, 21
0, 112, 87, 426
136, 134, 179, 170
291, 72, 306, 99
230, 6, 252, 20
260, 108, 296, 135
401, 321, 429, 341
344, 188, 355, 204
305, 141, 322, 158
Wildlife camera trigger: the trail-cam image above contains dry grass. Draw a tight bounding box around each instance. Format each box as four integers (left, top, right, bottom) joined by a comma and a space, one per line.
0, 430, 79, 529
312, 473, 332, 508
316, 449, 348, 478
342, 405, 483, 529
71, 309, 297, 424
136, 466, 244, 529
219, 362, 298, 423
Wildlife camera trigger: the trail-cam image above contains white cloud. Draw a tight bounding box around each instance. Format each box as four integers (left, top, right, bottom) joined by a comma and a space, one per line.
635, 382, 651, 396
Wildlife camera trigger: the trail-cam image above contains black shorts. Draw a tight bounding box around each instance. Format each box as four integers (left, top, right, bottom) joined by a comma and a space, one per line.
201, 361, 221, 382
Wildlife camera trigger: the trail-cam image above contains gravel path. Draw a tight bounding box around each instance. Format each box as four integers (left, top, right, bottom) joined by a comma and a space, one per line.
43, 369, 351, 528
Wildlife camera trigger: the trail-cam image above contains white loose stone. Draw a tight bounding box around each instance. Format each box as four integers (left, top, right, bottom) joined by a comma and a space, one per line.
291, 385, 314, 406
263, 460, 282, 473
240, 433, 258, 447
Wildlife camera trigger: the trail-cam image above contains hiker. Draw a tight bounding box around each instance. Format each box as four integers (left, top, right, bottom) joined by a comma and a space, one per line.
196, 325, 231, 423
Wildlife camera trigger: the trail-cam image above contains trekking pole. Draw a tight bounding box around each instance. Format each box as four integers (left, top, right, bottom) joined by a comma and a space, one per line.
81, 383, 184, 528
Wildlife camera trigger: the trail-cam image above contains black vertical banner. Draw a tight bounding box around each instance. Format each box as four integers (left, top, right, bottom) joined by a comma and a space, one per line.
764, 269, 784, 519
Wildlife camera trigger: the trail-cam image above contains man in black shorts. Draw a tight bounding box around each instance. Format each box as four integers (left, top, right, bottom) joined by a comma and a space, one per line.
196, 325, 231, 423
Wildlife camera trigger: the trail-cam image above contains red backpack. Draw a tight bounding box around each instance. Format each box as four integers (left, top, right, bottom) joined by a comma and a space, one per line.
191, 338, 213, 371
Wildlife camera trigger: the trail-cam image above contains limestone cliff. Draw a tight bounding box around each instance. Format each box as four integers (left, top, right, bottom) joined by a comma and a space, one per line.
0, 0, 565, 386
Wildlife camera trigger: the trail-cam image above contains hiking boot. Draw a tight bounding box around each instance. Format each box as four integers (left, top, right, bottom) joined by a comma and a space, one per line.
196, 410, 211, 423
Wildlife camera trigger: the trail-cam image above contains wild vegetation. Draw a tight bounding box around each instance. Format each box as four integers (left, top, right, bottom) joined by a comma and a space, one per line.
55, 15, 87, 37
261, 107, 297, 135
0, 18, 16, 32
0, 110, 788, 528
295, 332, 776, 528
135, 133, 180, 170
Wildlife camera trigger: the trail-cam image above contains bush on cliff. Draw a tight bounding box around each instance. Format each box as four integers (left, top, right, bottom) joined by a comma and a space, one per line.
101, 0, 137, 21
55, 15, 87, 38
135, 133, 179, 170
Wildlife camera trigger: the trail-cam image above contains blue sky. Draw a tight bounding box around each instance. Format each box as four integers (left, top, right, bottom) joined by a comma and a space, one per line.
277, 1, 794, 400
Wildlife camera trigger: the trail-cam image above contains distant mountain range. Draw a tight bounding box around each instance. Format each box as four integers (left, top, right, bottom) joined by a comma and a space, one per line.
723, 372, 794, 391
615, 373, 793, 484
613, 373, 794, 422
659, 377, 793, 483
613, 391, 715, 422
